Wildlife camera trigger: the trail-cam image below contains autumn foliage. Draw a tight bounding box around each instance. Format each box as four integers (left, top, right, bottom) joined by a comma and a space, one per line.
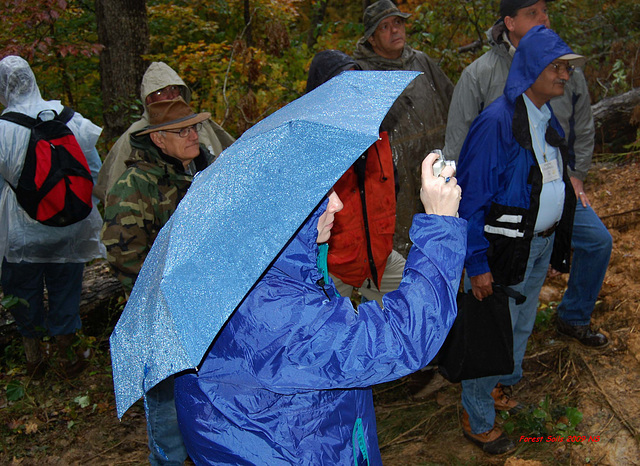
0, 0, 639, 149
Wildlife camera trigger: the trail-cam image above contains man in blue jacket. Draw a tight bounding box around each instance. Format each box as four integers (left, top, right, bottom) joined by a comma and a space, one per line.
445, 0, 611, 349
456, 26, 579, 454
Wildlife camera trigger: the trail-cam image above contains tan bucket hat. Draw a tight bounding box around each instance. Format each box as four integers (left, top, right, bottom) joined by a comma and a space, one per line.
138, 97, 210, 135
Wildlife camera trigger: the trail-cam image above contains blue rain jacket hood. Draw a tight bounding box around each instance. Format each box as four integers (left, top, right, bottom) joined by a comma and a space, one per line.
504, 25, 578, 103
174, 200, 467, 464
268, 197, 328, 287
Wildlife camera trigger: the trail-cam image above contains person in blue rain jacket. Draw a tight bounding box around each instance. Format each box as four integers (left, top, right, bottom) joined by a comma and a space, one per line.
455, 26, 578, 453
174, 153, 466, 465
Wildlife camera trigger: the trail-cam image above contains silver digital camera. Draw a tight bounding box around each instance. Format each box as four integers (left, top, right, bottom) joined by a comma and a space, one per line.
431, 149, 456, 177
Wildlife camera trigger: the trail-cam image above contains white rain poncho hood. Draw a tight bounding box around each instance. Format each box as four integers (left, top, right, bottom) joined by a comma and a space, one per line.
0, 56, 105, 267
0, 56, 42, 109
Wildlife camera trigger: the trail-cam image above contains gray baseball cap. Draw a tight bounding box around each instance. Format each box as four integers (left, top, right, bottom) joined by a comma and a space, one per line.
363, 0, 411, 40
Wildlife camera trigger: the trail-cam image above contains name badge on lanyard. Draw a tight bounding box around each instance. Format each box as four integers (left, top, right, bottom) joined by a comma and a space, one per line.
540, 158, 561, 183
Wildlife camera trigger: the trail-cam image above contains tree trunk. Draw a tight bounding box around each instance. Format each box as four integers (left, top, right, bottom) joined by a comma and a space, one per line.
78, 260, 125, 320
592, 87, 640, 152
0, 261, 125, 346
95, 0, 149, 144
244, 0, 253, 47
306, 0, 329, 49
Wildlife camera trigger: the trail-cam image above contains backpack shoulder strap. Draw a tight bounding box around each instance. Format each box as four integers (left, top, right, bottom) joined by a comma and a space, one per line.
57, 106, 75, 124
0, 111, 37, 129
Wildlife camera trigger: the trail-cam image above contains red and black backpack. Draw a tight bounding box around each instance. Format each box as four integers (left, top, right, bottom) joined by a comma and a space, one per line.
0, 107, 94, 227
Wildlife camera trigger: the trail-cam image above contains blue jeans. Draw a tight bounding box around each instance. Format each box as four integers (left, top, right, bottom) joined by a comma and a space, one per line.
1, 260, 84, 338
461, 235, 555, 434
557, 204, 612, 326
145, 376, 188, 465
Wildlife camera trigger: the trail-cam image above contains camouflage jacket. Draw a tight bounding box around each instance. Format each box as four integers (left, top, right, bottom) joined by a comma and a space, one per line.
101, 133, 210, 291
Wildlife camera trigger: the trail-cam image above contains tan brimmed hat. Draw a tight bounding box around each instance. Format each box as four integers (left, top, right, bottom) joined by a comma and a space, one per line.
556, 53, 587, 68
138, 97, 210, 135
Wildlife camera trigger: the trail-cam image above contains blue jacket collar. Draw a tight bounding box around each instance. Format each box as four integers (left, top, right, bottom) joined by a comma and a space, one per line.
270, 198, 329, 286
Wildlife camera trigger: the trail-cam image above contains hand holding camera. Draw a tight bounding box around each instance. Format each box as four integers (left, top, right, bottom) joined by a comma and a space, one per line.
420, 150, 461, 217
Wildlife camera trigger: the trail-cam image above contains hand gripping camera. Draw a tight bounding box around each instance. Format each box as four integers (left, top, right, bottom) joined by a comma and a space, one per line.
431, 149, 456, 177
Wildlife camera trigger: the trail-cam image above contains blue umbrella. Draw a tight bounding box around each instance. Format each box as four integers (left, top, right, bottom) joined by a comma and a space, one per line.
110, 70, 420, 418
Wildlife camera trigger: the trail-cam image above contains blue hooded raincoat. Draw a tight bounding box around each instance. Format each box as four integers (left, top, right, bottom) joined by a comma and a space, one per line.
174, 199, 466, 465
457, 26, 576, 286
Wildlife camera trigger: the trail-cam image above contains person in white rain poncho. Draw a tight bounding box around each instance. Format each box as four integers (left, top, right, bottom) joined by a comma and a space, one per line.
0, 56, 105, 378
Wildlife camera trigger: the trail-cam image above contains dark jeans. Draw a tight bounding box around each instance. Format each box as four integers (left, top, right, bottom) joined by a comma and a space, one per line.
461, 235, 554, 434
1, 260, 84, 338
557, 203, 612, 325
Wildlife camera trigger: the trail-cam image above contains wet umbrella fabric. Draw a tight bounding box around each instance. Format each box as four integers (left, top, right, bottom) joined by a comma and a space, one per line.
110, 70, 420, 418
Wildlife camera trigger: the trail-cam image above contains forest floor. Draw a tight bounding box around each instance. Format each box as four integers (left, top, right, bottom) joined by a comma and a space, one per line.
1, 161, 639, 465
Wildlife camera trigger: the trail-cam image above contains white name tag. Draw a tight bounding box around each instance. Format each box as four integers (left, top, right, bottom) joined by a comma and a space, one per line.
540, 159, 561, 183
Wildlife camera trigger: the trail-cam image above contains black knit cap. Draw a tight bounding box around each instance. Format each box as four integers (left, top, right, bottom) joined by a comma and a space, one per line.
500, 0, 554, 19
306, 50, 358, 94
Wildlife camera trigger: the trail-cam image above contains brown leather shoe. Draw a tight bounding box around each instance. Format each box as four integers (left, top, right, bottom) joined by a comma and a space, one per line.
491, 383, 525, 414
461, 410, 516, 455
53, 334, 88, 378
557, 319, 609, 348
25, 360, 47, 379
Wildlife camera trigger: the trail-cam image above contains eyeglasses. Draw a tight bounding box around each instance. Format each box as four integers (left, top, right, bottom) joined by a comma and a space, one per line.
164, 122, 203, 138
548, 62, 575, 75
150, 85, 181, 99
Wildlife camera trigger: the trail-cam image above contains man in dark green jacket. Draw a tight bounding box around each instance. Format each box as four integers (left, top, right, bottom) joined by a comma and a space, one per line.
353, 0, 454, 256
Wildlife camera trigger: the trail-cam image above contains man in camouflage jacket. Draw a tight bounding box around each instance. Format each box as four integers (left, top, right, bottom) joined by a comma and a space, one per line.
102, 97, 212, 465
102, 98, 212, 292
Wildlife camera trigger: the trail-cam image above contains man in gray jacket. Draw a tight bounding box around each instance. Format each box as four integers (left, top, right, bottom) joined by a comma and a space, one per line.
95, 62, 234, 203
444, 0, 611, 352
354, 0, 454, 256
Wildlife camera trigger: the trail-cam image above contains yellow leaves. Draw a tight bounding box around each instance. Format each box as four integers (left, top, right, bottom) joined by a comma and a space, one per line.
24, 421, 39, 434
294, 79, 307, 95
6, 418, 39, 435
145, 1, 324, 137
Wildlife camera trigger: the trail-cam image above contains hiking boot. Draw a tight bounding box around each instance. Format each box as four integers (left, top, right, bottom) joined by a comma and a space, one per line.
461, 410, 516, 455
491, 383, 525, 414
556, 319, 609, 348
53, 334, 88, 378
22, 337, 46, 379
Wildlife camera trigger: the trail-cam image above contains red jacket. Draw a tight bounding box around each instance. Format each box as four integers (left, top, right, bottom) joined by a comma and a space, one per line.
328, 132, 396, 289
